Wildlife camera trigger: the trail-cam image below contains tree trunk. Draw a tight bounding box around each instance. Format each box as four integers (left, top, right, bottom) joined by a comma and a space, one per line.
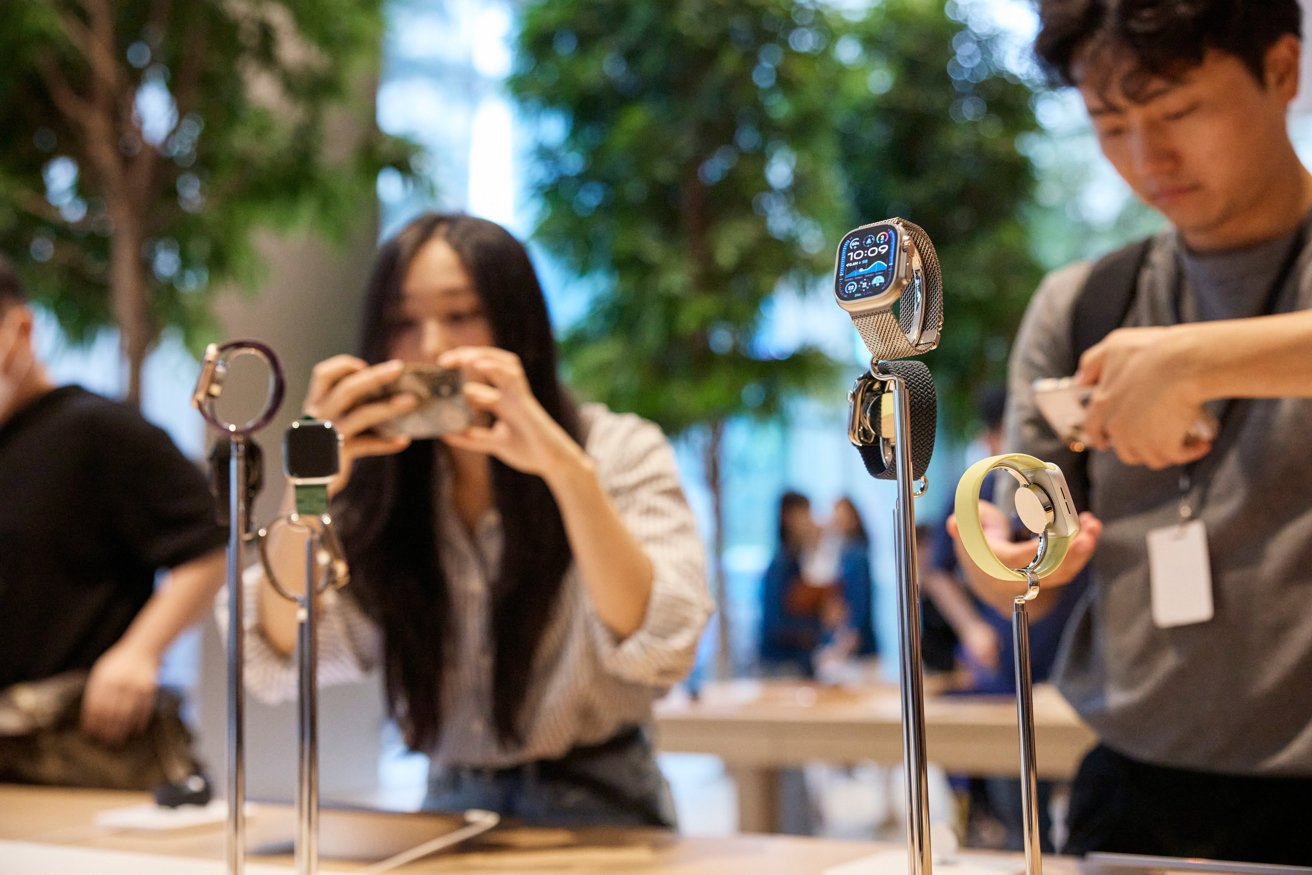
705, 418, 731, 679
108, 209, 153, 407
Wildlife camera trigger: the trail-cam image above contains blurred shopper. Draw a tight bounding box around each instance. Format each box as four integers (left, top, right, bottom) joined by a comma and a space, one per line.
0, 256, 225, 784
828, 497, 878, 659
237, 214, 712, 827
951, 1, 1312, 862
758, 490, 835, 678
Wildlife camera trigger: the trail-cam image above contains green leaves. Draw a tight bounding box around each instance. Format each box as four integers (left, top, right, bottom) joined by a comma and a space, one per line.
511, 0, 847, 434
0, 0, 412, 362
511, 0, 1041, 440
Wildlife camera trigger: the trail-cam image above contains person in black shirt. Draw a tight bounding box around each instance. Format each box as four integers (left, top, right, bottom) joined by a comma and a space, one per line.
0, 256, 224, 755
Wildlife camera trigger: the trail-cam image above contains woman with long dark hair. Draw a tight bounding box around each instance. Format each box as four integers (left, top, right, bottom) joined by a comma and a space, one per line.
242, 213, 711, 826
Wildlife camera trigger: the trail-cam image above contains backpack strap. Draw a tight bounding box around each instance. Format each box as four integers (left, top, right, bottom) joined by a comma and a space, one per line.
1062, 236, 1153, 513
1070, 237, 1153, 363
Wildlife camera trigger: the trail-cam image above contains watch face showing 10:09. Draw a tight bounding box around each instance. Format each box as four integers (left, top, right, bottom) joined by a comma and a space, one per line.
836, 224, 899, 301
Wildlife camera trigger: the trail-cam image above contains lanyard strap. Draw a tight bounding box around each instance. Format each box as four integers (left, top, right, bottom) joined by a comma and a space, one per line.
1172, 225, 1307, 518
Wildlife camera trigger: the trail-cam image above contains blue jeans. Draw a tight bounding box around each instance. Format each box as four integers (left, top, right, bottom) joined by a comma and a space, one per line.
422, 726, 677, 828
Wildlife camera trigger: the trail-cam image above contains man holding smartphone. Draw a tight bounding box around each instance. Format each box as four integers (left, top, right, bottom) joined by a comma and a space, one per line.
949, 0, 1312, 863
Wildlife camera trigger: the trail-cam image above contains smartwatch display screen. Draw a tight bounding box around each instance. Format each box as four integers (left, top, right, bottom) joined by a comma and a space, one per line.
284, 419, 340, 481
835, 223, 900, 301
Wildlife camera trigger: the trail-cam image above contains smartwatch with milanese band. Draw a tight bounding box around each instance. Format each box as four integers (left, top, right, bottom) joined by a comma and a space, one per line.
848, 360, 937, 481
834, 218, 944, 360
953, 453, 1081, 581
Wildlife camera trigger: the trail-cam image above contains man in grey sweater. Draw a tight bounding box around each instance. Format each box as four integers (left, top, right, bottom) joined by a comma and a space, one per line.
949, 0, 1312, 864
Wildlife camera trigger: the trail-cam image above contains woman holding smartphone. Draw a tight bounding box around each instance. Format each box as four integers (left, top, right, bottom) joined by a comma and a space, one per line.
241, 213, 712, 826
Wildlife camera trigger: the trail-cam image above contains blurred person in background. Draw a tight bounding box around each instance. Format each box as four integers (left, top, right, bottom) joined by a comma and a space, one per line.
0, 255, 225, 780
758, 490, 838, 678
236, 213, 712, 827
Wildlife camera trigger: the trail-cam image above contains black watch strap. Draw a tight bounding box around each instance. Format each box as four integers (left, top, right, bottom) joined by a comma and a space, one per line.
850, 360, 937, 481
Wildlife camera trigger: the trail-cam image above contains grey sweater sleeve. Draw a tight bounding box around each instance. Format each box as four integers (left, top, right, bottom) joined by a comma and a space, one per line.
1001, 260, 1095, 511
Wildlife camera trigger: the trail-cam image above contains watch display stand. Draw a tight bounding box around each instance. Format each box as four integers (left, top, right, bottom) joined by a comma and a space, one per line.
1013, 567, 1044, 875
258, 512, 346, 875
866, 365, 935, 875
192, 340, 285, 875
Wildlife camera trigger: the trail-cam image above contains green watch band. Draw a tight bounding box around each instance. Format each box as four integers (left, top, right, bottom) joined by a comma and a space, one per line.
293, 482, 330, 518
954, 453, 1077, 582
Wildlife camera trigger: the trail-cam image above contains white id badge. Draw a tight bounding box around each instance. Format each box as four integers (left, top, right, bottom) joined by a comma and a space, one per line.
1146, 519, 1215, 628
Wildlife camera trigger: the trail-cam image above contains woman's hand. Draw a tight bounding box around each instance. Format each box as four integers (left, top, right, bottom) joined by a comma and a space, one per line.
436, 347, 586, 477
302, 356, 418, 494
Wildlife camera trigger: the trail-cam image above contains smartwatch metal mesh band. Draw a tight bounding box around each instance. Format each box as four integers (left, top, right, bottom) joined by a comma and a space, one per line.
852, 219, 944, 360
850, 359, 937, 481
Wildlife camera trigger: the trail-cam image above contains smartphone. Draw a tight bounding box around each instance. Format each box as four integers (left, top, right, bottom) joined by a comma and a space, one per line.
1032, 377, 1094, 450
1032, 376, 1218, 451
371, 364, 472, 439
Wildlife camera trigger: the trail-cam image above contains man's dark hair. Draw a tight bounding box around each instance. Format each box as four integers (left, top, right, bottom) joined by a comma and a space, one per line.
0, 256, 28, 311
1035, 0, 1302, 97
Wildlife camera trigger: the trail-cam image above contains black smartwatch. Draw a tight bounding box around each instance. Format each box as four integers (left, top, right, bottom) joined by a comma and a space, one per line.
284, 416, 340, 518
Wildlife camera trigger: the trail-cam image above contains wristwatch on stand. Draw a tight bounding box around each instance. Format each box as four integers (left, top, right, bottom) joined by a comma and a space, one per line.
847, 359, 938, 482
833, 218, 944, 361
953, 453, 1081, 581
284, 416, 340, 518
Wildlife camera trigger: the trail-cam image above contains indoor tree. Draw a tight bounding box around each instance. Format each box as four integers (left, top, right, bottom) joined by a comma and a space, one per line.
0, 0, 410, 404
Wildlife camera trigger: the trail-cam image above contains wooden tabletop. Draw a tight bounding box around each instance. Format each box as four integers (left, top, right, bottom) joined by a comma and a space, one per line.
0, 784, 894, 874
654, 679, 1097, 780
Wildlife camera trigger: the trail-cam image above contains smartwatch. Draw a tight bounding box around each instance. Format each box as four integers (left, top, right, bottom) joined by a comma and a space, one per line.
848, 360, 937, 481
953, 453, 1081, 581
192, 340, 285, 435
834, 218, 943, 360
284, 416, 341, 518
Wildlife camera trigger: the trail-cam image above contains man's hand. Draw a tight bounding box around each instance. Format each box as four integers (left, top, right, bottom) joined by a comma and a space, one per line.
81, 644, 160, 746
1076, 325, 1212, 469
947, 500, 1102, 615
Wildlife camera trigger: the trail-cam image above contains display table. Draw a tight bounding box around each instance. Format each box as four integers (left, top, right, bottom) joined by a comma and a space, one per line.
654, 679, 1097, 833
0, 784, 892, 874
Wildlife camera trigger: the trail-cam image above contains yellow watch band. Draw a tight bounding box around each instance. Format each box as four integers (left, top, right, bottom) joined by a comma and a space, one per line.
953, 453, 1075, 581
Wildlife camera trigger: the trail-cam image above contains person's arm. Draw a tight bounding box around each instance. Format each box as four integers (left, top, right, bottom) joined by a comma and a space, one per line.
81, 548, 225, 745
438, 346, 711, 686
438, 347, 664, 638
1079, 310, 1312, 469
919, 565, 999, 670
533, 440, 656, 637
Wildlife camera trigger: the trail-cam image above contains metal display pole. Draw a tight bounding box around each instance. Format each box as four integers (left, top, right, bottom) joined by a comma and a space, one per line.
878, 369, 933, 875
298, 535, 320, 875
226, 437, 248, 875
257, 515, 341, 875
1013, 567, 1044, 875
192, 339, 286, 875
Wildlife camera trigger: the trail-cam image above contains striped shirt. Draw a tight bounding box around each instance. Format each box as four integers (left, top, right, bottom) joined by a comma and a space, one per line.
234, 403, 713, 768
